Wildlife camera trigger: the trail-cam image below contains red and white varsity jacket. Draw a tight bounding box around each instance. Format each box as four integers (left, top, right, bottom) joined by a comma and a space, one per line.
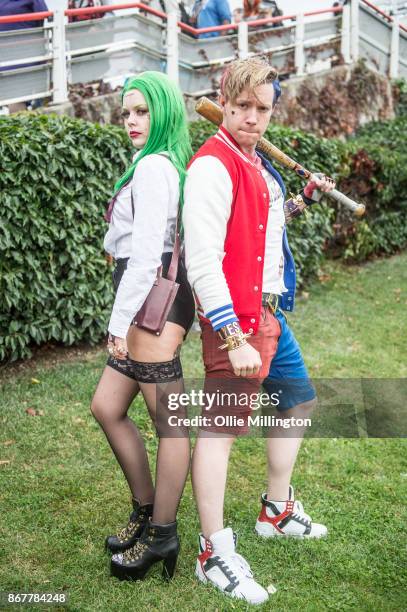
183, 127, 275, 336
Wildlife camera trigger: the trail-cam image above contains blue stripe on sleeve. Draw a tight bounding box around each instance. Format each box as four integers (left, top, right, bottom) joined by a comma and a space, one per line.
205, 304, 239, 331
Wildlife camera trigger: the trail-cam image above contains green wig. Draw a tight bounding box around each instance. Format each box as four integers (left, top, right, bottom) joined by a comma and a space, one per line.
114, 71, 192, 209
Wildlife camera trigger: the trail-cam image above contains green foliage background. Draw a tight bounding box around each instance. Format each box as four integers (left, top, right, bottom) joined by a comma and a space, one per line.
0, 114, 132, 361
342, 117, 407, 260
0, 113, 406, 361
393, 77, 407, 118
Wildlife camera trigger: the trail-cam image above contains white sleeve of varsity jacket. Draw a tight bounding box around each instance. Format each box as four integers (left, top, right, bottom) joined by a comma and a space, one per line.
183, 155, 239, 331
108, 155, 176, 338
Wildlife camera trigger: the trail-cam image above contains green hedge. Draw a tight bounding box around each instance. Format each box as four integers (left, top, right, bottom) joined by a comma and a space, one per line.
0, 114, 132, 361
393, 78, 407, 117
1, 113, 406, 361
339, 117, 407, 261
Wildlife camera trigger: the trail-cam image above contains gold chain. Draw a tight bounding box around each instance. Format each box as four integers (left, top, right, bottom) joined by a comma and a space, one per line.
123, 540, 148, 562
117, 520, 139, 541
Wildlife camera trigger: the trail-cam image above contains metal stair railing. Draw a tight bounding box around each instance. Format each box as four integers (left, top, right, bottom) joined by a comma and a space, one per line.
0, 1, 406, 108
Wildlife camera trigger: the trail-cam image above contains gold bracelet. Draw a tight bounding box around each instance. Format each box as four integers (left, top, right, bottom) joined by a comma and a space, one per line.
218, 321, 241, 340
218, 331, 252, 351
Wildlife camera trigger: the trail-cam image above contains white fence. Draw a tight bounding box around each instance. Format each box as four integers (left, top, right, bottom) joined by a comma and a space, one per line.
0, 0, 406, 107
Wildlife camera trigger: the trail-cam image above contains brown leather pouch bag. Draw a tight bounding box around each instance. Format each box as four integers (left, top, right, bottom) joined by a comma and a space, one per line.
132, 230, 180, 336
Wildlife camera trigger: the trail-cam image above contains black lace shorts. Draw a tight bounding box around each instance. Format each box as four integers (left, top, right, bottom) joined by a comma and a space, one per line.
107, 354, 184, 382
111, 252, 195, 336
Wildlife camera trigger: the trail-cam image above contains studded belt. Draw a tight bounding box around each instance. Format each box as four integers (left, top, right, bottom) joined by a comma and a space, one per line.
261, 292, 279, 313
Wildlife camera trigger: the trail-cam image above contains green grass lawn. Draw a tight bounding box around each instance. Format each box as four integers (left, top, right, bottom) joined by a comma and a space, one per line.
0, 254, 406, 611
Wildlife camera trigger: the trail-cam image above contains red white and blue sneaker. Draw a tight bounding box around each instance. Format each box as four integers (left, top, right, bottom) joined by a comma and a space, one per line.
195, 527, 271, 605
255, 485, 327, 538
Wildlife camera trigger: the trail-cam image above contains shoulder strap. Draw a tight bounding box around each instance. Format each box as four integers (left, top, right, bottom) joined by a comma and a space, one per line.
130, 176, 181, 282
166, 215, 181, 282
130, 185, 135, 218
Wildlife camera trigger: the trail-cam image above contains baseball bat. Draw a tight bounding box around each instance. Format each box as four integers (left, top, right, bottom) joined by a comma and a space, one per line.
195, 97, 365, 217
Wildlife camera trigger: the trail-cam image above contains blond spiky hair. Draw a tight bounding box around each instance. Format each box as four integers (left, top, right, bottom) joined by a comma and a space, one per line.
220, 57, 278, 102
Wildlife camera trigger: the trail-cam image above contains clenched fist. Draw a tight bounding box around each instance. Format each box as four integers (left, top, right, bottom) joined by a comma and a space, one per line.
228, 342, 262, 377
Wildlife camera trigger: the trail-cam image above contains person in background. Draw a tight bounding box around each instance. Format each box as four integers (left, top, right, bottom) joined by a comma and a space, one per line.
243, 0, 260, 20
191, 0, 231, 38
0, 0, 48, 31
0, 0, 49, 111
260, 0, 283, 27
232, 6, 243, 23
67, 0, 112, 23
234, 0, 283, 27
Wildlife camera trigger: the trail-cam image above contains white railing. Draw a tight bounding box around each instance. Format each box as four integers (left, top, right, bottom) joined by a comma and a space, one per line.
0, 0, 406, 107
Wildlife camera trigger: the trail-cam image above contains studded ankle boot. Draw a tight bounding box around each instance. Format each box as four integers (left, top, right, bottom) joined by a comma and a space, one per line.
105, 498, 153, 554
110, 521, 180, 581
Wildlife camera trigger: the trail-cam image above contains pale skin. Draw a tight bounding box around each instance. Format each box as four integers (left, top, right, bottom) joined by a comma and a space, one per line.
193, 83, 335, 538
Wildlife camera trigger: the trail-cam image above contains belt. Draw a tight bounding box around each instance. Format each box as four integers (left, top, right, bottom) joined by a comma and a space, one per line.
261, 292, 279, 313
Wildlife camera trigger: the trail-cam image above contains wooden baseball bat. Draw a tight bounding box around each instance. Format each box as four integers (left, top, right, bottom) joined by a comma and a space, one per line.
195, 97, 366, 217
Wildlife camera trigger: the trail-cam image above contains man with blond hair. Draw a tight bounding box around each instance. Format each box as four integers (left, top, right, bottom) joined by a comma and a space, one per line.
183, 57, 335, 604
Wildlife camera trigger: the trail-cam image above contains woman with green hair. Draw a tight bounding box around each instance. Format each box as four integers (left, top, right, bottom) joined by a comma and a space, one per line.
90, 71, 195, 582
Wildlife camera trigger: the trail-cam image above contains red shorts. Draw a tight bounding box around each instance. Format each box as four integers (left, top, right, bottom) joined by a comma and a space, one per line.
200, 307, 281, 435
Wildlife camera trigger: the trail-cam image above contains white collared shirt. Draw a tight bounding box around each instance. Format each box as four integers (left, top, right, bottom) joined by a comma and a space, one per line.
105, 153, 179, 338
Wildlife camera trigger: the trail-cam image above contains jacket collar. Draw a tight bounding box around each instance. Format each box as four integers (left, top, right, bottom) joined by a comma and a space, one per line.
216, 126, 262, 169
216, 126, 287, 197
256, 150, 286, 197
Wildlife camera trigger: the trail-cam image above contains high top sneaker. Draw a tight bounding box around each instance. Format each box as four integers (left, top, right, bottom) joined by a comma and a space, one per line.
255, 485, 327, 538
195, 527, 270, 605
105, 498, 153, 553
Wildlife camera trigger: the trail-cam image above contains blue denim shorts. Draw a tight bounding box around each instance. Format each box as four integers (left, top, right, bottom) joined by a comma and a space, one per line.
262, 309, 316, 411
